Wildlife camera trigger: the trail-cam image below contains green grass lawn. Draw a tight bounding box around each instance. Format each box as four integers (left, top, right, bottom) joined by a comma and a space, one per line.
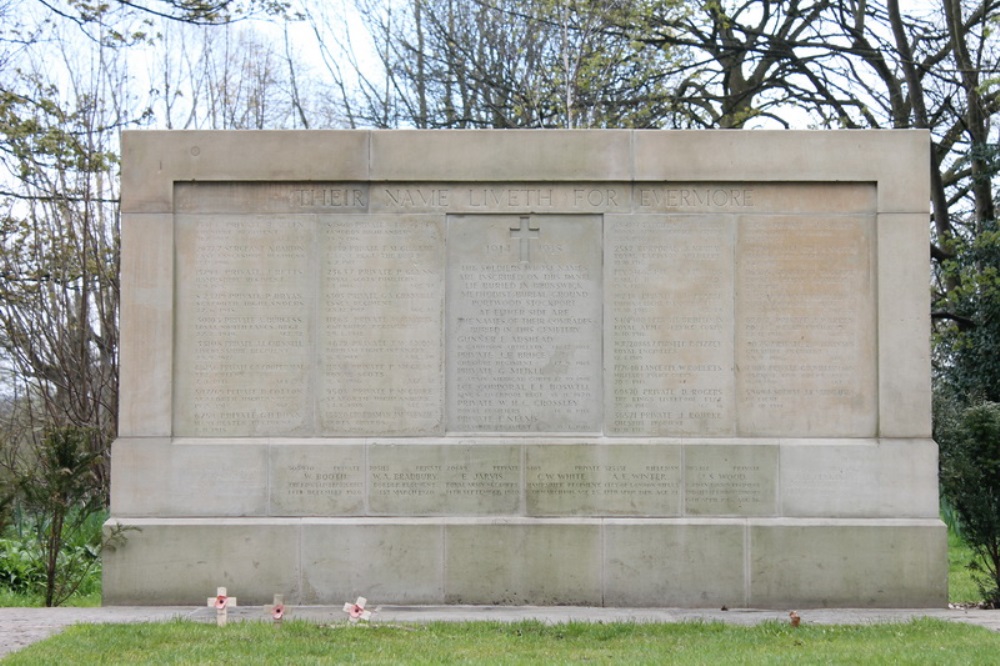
948, 530, 982, 605
5, 617, 1000, 665
0, 589, 101, 608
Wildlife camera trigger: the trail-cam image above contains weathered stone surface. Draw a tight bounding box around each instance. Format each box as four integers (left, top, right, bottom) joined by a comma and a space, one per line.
684, 445, 778, 516
269, 444, 366, 516
102, 520, 300, 605
604, 520, 745, 607
749, 520, 948, 607
447, 214, 603, 432
110, 438, 267, 517
300, 521, 444, 604
526, 444, 681, 516
444, 522, 603, 605
606, 215, 735, 436
368, 444, 521, 515
735, 213, 877, 436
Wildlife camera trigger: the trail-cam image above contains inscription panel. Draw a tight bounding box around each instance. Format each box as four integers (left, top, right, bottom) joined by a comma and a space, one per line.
447, 215, 603, 432
172, 182, 878, 440
606, 215, 735, 435
526, 445, 681, 516
319, 215, 445, 435
368, 444, 521, 515
174, 215, 314, 436
736, 215, 876, 436
685, 446, 777, 516
269, 445, 365, 516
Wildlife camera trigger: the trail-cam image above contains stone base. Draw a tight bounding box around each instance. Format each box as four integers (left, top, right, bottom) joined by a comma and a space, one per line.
102, 517, 947, 608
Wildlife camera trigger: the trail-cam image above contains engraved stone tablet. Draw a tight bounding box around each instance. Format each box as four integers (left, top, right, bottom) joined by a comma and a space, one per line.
319, 215, 445, 435
735, 215, 876, 436
368, 444, 520, 515
269, 445, 365, 516
174, 214, 313, 436
526, 444, 681, 516
685, 446, 777, 516
447, 215, 603, 432
606, 215, 735, 435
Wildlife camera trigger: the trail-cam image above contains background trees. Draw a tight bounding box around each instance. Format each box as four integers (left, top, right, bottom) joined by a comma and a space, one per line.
308, 0, 683, 128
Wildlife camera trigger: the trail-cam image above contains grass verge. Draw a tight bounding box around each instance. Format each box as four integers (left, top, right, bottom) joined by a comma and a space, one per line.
949, 530, 982, 605
0, 589, 100, 608
5, 617, 1000, 665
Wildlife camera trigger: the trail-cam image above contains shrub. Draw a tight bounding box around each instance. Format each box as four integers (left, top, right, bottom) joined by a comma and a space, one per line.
17, 427, 105, 606
939, 401, 1000, 607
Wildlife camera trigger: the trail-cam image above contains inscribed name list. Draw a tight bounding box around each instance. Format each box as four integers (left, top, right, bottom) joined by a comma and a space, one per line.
606, 215, 735, 435
735, 215, 876, 436
447, 215, 603, 432
174, 214, 313, 436
319, 215, 445, 435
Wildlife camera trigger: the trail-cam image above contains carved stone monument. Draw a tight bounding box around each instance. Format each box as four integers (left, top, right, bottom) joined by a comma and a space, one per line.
105, 130, 946, 607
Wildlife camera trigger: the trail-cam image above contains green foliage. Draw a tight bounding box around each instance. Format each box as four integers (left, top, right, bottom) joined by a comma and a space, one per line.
938, 401, 1000, 606
934, 144, 1000, 402
0, 508, 105, 601
14, 427, 106, 606
935, 276, 1000, 403
0, 536, 47, 594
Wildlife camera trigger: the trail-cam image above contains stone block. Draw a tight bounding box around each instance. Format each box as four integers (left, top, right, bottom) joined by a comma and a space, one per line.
734, 214, 877, 437
447, 214, 603, 433
110, 439, 267, 517
269, 444, 366, 516
102, 519, 299, 605
877, 213, 933, 437
444, 521, 602, 605
605, 214, 735, 436
118, 213, 173, 437
121, 130, 371, 213
301, 521, 444, 604
632, 130, 928, 213
370, 130, 632, 182
780, 439, 939, 518
317, 214, 446, 436
604, 520, 745, 607
749, 519, 948, 607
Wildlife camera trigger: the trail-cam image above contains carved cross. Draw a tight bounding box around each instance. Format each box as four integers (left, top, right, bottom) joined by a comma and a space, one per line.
510, 216, 540, 264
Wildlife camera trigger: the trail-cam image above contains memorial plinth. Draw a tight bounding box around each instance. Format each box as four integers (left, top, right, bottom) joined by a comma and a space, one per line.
106, 130, 946, 607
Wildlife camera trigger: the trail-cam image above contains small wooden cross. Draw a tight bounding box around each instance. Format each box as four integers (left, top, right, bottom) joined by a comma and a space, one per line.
266, 593, 286, 624
208, 586, 237, 627
343, 596, 372, 622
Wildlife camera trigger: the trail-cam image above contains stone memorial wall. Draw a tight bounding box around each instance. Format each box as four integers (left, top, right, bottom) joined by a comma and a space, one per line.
106, 130, 946, 607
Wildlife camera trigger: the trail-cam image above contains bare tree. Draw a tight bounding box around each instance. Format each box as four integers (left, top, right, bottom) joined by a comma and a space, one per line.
308, 0, 683, 128
0, 16, 134, 495
147, 19, 323, 129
